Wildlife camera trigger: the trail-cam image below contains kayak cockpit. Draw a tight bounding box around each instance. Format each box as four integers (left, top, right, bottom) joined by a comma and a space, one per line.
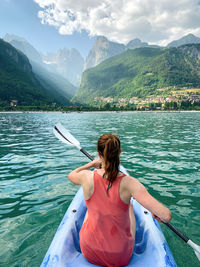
41, 187, 176, 267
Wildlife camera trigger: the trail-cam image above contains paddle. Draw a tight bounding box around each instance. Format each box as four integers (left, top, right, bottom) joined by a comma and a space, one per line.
53, 122, 94, 161
163, 222, 200, 261
53, 122, 200, 262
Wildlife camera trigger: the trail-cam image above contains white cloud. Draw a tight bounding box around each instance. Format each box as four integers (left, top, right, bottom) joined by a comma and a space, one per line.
34, 0, 200, 45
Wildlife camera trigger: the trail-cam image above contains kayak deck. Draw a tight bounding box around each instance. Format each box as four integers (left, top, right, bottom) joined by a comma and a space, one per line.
41, 186, 177, 267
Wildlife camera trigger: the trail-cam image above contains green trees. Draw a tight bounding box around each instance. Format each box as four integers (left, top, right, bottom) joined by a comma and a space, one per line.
74, 45, 200, 104
0, 39, 69, 107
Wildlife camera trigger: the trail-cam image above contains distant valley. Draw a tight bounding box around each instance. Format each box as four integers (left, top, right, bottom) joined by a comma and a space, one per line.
4, 34, 83, 87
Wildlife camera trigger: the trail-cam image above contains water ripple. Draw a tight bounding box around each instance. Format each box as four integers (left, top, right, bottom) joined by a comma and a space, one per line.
0, 112, 200, 267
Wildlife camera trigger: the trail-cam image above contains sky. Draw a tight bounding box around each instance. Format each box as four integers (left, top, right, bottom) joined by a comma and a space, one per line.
1, 0, 200, 58
0, 0, 95, 58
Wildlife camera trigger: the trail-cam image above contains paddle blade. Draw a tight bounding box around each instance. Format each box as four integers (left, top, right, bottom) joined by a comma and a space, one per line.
195, 249, 200, 261
53, 123, 81, 149
194, 245, 200, 261
188, 240, 200, 261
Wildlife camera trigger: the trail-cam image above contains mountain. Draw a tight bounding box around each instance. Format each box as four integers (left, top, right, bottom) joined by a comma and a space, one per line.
4, 34, 77, 99
43, 48, 84, 86
84, 36, 125, 70
126, 38, 148, 49
167, 34, 200, 47
84, 34, 200, 72
0, 39, 68, 106
4, 34, 43, 65
73, 45, 200, 104
84, 36, 157, 70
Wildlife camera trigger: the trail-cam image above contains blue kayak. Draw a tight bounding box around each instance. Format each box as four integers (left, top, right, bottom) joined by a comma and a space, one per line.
41, 166, 177, 267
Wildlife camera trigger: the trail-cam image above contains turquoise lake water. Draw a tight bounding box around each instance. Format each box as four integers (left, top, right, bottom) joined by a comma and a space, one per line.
0, 112, 200, 267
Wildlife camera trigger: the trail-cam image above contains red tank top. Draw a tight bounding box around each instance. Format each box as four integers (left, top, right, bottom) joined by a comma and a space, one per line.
79, 170, 133, 266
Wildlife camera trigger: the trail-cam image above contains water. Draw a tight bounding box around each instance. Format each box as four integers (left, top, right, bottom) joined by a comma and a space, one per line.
0, 112, 199, 267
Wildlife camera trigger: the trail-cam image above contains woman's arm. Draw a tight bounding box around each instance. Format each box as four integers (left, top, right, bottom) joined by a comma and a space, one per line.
127, 177, 172, 222
68, 158, 102, 185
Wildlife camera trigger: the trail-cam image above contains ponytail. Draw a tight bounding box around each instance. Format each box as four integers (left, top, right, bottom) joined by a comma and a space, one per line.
97, 134, 121, 194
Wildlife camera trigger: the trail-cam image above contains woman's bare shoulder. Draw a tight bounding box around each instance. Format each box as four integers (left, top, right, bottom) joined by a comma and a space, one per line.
122, 175, 138, 183
80, 170, 94, 200
74, 169, 93, 186
81, 169, 93, 179
121, 175, 145, 193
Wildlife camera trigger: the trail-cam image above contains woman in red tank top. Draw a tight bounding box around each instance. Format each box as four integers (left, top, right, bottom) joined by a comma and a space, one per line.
68, 134, 172, 266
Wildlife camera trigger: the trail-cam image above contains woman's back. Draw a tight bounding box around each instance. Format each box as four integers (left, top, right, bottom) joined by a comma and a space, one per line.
68, 133, 172, 266
79, 170, 134, 266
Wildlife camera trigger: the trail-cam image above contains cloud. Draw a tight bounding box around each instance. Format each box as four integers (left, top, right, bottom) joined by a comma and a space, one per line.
34, 0, 200, 45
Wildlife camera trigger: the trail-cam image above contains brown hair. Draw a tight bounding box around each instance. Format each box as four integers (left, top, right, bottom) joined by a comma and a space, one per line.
97, 133, 121, 194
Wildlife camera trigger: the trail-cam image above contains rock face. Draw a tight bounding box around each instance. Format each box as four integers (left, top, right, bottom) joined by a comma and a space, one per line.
167, 34, 200, 47
84, 37, 152, 70
2, 37, 32, 74
4, 43, 32, 73
4, 34, 43, 64
179, 43, 200, 60
84, 36, 125, 70
43, 48, 84, 87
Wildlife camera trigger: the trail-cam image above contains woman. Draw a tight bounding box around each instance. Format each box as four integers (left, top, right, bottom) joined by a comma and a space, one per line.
68, 133, 172, 266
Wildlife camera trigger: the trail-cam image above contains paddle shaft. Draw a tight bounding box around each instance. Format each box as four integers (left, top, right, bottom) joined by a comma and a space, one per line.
164, 222, 189, 243
80, 148, 94, 161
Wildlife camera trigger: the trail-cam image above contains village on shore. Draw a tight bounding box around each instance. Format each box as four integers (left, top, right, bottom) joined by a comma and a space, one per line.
5, 87, 200, 112
93, 87, 200, 110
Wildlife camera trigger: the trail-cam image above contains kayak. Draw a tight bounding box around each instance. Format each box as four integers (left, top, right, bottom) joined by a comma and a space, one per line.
41, 165, 177, 267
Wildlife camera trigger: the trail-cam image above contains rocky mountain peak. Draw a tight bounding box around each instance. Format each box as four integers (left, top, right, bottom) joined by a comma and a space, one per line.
3, 33, 43, 64
4, 33, 27, 44
44, 47, 84, 87
167, 33, 200, 47
84, 36, 125, 70
126, 38, 148, 49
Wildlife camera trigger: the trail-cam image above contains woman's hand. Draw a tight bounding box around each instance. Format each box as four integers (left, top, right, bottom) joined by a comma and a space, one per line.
90, 158, 102, 169
68, 158, 102, 185
152, 214, 162, 223
68, 158, 101, 185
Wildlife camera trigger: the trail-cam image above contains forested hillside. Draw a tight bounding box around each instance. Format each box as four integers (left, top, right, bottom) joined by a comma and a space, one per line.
0, 39, 70, 107
73, 45, 200, 104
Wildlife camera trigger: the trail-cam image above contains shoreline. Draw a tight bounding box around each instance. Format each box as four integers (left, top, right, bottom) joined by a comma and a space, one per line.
0, 110, 200, 114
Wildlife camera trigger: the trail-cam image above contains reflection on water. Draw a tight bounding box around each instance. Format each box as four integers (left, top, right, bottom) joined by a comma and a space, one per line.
0, 112, 200, 267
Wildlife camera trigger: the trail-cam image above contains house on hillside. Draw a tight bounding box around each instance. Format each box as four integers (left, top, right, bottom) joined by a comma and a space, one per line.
10, 100, 18, 107
165, 96, 178, 102
129, 97, 139, 104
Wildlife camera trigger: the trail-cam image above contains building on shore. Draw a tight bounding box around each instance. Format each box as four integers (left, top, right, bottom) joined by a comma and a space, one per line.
10, 100, 18, 107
